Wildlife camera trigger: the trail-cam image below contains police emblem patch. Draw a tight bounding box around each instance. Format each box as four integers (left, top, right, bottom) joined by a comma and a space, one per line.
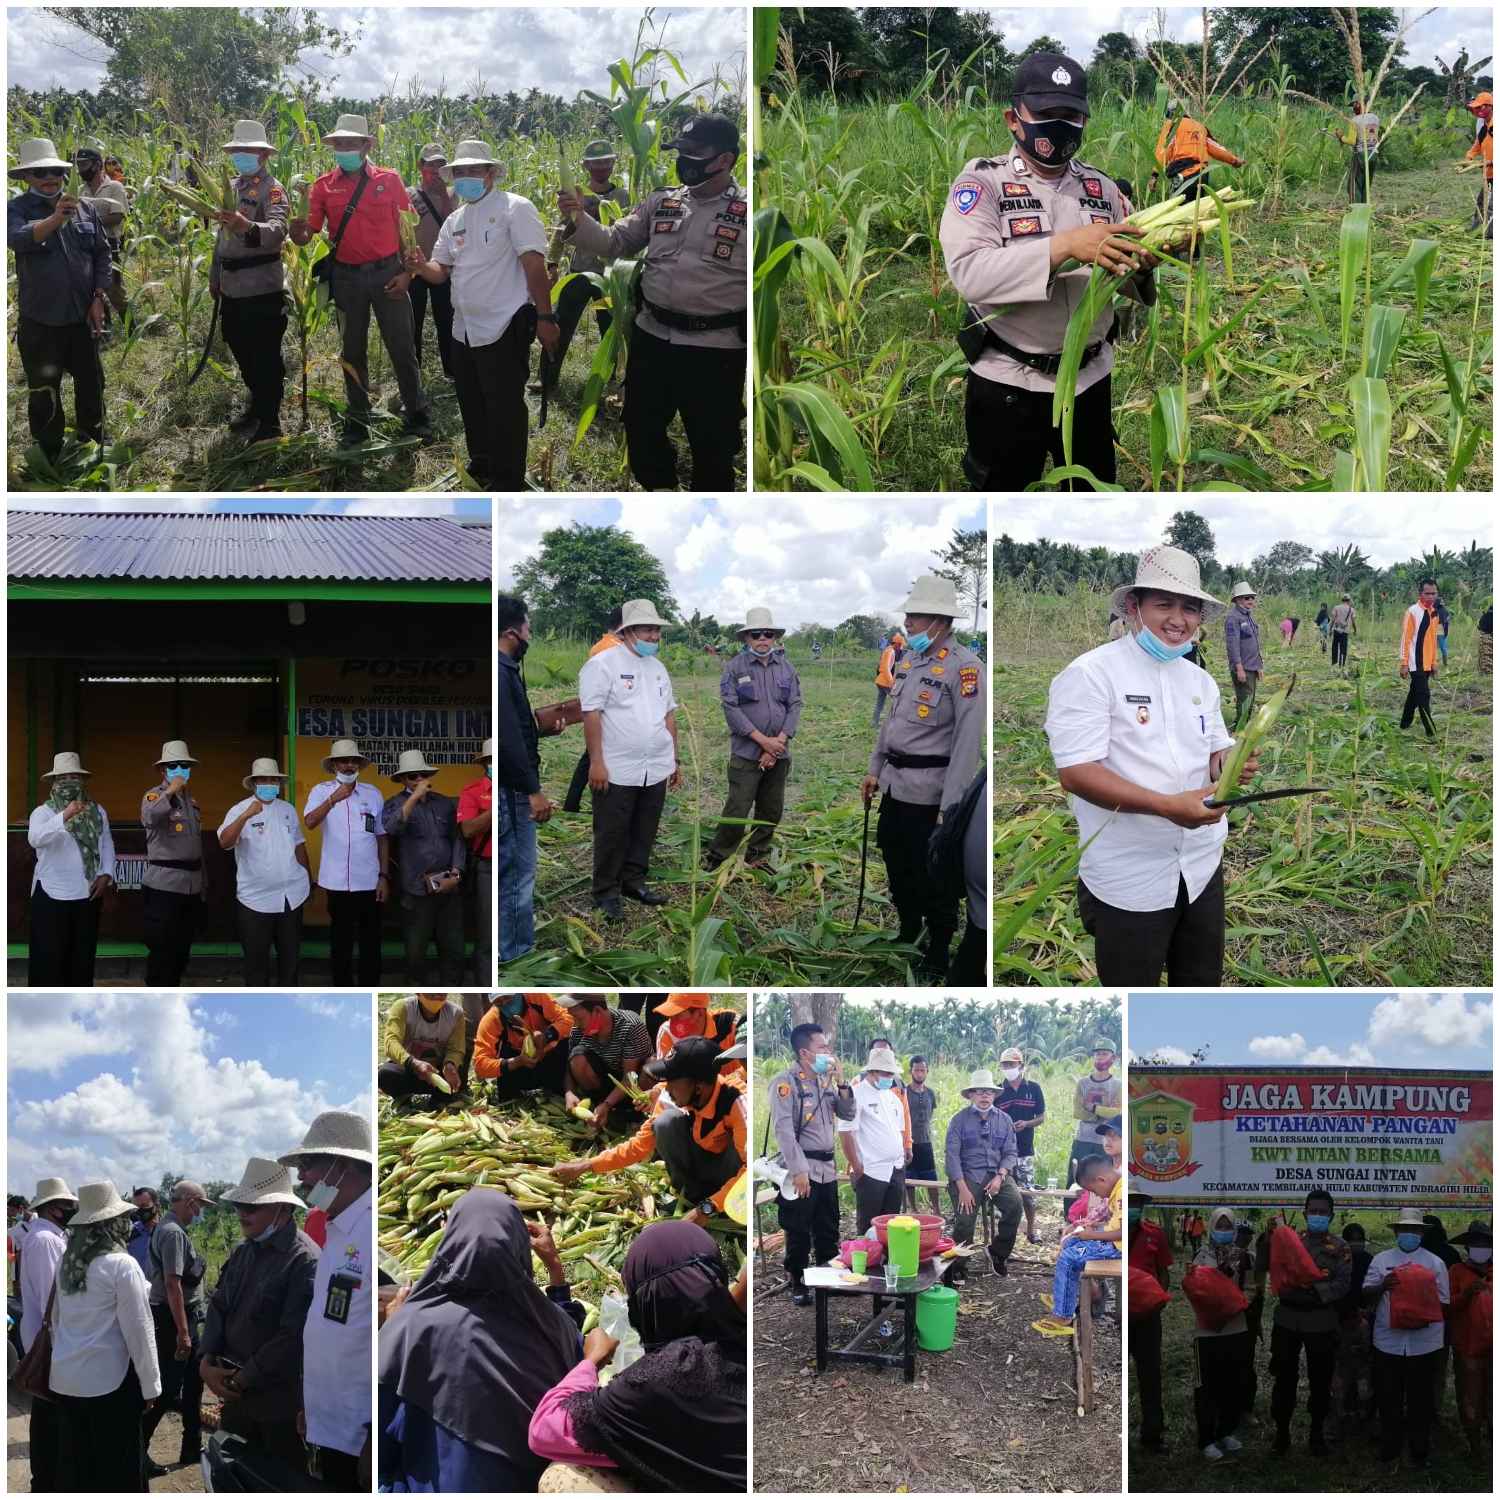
952, 180, 983, 214
931, 665, 946, 675
1009, 216, 1043, 235
1084, 178, 1103, 196
653, 220, 675, 233
269, 188, 283, 203
916, 705, 930, 718
1033, 135, 1055, 158
714, 225, 740, 240
1003, 182, 1028, 196
936, 647, 949, 659
146, 792, 159, 802
1137, 705, 1151, 725
714, 241, 734, 260
729, 200, 746, 216
777, 1082, 791, 1097
959, 666, 979, 698
1090, 213, 1113, 224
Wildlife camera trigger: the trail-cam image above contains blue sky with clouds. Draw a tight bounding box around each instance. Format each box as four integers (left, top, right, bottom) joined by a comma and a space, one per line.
7, 993, 372, 1197
1128, 992, 1493, 1072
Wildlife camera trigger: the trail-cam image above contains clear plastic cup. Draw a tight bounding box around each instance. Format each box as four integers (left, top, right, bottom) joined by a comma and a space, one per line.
885, 1261, 901, 1290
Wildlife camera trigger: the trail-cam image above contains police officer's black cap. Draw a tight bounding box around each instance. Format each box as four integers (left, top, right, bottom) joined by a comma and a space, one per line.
1011, 51, 1090, 118
74, 146, 103, 161
664, 111, 740, 156
644, 1035, 721, 1083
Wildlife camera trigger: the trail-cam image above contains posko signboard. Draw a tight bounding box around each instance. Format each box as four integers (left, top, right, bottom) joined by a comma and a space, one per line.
1128, 1067, 1493, 1209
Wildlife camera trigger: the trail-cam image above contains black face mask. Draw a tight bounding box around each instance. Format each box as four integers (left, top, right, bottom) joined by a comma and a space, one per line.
675, 152, 722, 187
504, 629, 530, 661
1011, 115, 1085, 166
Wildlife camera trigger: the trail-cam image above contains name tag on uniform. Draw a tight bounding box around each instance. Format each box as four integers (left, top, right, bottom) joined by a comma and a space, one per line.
1125, 695, 1152, 704
324, 1271, 359, 1324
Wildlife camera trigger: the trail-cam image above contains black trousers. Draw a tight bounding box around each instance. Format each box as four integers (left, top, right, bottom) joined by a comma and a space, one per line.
408, 273, 454, 375
29, 885, 101, 985
591, 778, 668, 904
316, 1446, 364, 1488
217, 1404, 308, 1473
16, 315, 105, 457
563, 750, 592, 813
378, 1059, 452, 1105
30, 1387, 62, 1491
1350, 148, 1378, 203
1078, 865, 1225, 986
1194, 1329, 1250, 1447
142, 886, 202, 985
451, 312, 534, 492
963, 369, 1115, 491
1270, 1322, 1337, 1429
398, 889, 465, 984
876, 794, 957, 938
56, 1363, 146, 1492
653, 1109, 741, 1205
623, 326, 746, 491
1330, 629, 1350, 667
325, 887, 384, 985
1132, 1309, 1165, 1446
237, 899, 303, 985
1372, 1347, 1438, 1460
553, 271, 610, 373
141, 1300, 203, 1459
949, 917, 987, 986
853, 1169, 906, 1237
777, 1175, 841, 1279
490, 1038, 570, 1101
1400, 669, 1436, 735
219, 290, 287, 426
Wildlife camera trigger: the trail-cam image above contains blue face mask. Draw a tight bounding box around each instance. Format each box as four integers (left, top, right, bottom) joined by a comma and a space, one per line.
1135, 624, 1196, 662
811, 1052, 832, 1073
453, 176, 487, 201
231, 152, 260, 176
485, 763, 493, 779
1306, 1214, 1332, 1233
1397, 1233, 1423, 1252
905, 630, 932, 654
253, 1215, 283, 1242
335, 770, 358, 784
190, 1209, 204, 1227
875, 1076, 895, 1090
165, 765, 191, 782
1211, 1228, 1236, 1245
334, 150, 363, 173
750, 643, 773, 657
255, 784, 280, 802
634, 639, 660, 657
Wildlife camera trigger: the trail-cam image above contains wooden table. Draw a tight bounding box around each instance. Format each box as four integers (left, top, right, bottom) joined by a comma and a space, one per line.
1074, 1259, 1123, 1416
813, 1260, 942, 1383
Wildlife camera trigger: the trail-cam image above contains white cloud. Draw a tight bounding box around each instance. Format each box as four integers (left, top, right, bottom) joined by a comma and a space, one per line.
1302, 1042, 1376, 1066
1248, 1031, 1306, 1060
1133, 1044, 1194, 1065
1367, 992, 1493, 1051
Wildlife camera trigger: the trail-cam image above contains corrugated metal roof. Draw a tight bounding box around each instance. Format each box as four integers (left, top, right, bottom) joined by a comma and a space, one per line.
7, 511, 492, 582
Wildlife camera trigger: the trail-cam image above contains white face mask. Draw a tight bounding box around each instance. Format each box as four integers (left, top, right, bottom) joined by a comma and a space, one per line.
1469, 1248, 1492, 1264
306, 1165, 346, 1214
1003, 1067, 1022, 1081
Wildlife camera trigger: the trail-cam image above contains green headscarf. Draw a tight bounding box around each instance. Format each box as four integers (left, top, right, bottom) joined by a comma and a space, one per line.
46, 779, 103, 883
60, 1209, 134, 1293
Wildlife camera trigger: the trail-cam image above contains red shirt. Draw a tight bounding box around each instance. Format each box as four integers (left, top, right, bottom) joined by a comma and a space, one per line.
1130, 1219, 1174, 1277
457, 776, 493, 859
308, 161, 412, 264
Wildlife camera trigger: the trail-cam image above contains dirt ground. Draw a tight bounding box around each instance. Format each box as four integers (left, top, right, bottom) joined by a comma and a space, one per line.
8, 1387, 205, 1492
753, 1202, 1122, 1492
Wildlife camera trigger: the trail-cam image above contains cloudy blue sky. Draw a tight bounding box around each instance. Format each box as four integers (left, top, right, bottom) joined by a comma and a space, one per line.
1129, 991, 1493, 1072
7, 993, 373, 1196
497, 495, 990, 631
7, 5, 746, 100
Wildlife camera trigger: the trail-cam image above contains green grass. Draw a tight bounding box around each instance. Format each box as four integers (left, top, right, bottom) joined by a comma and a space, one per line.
499, 648, 928, 986
758, 86, 1492, 492
993, 591, 1493, 985
1130, 1210, 1487, 1490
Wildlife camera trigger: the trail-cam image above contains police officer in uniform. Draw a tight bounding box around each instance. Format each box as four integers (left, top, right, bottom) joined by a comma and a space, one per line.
141, 739, 206, 985
766, 1021, 855, 1305
557, 112, 746, 491
939, 52, 1166, 491
208, 121, 289, 442
861, 575, 986, 979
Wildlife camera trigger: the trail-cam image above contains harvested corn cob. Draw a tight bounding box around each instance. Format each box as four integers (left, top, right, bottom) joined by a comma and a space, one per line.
1213, 673, 1296, 802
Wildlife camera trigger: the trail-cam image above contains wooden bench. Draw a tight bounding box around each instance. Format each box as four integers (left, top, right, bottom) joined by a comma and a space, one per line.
1074, 1259, 1122, 1416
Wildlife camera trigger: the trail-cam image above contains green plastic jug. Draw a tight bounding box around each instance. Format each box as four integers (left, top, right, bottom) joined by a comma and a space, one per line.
886, 1214, 921, 1278
915, 1285, 960, 1351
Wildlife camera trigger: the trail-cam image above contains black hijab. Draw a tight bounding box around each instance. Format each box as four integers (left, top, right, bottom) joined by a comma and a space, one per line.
564, 1221, 746, 1491
1421, 1214, 1460, 1267
377, 1188, 580, 1462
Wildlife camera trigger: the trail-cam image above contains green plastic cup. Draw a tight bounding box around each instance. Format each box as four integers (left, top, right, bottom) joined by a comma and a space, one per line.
851, 1250, 868, 1274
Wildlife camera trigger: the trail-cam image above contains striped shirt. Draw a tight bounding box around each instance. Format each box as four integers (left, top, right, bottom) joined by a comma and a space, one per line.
569, 1007, 651, 1079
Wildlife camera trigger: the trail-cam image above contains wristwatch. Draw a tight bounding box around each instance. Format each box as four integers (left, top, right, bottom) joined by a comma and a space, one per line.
537, 312, 559, 323
223, 1373, 241, 1394
697, 1197, 716, 1217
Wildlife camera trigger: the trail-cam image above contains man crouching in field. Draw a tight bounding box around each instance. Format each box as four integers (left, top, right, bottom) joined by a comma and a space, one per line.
1043, 546, 1258, 986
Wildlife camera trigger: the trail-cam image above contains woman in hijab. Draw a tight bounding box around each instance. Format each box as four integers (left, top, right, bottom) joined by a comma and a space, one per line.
27, 751, 115, 985
528, 1220, 747, 1491
378, 1189, 584, 1492
1190, 1204, 1256, 1463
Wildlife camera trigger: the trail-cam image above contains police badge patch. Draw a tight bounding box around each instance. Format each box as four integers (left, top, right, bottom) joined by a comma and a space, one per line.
1003, 182, 1028, 196
1091, 213, 1113, 224
952, 180, 983, 214
1009, 216, 1042, 235
959, 666, 979, 698
777, 1082, 791, 1097
1084, 178, 1103, 196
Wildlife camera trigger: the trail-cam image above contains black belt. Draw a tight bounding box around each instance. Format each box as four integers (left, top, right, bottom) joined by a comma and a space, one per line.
643, 296, 743, 333
803, 1149, 834, 1162
333, 252, 401, 272
989, 330, 1104, 377
219, 252, 282, 273
885, 751, 951, 769
149, 858, 202, 871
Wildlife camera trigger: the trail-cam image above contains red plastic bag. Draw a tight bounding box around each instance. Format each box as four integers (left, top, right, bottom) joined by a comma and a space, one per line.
1388, 1264, 1443, 1329
1182, 1264, 1250, 1329
1471, 1288, 1492, 1353
1129, 1264, 1172, 1319
1269, 1224, 1323, 1294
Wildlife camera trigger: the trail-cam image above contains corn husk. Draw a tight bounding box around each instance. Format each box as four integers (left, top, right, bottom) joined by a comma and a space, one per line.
522, 1032, 538, 1059
289, 174, 312, 217
1213, 673, 1296, 801
546, 141, 577, 263
398, 207, 420, 255
427, 1073, 453, 1095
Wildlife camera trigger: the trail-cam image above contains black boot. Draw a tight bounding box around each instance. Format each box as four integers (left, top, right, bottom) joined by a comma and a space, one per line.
789, 1276, 811, 1307
895, 909, 923, 945
1309, 1420, 1329, 1456
919, 926, 954, 980
1272, 1427, 1291, 1455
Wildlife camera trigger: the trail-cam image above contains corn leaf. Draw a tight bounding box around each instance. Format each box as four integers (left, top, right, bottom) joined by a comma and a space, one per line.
1213, 674, 1296, 802
1150, 386, 1188, 490
1364, 305, 1405, 379
1338, 204, 1370, 358
1375, 237, 1438, 326
763, 383, 875, 490
1349, 376, 1392, 491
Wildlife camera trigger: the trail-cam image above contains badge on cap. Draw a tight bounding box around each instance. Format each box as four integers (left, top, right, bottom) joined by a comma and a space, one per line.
952, 179, 983, 214
1052, 66, 1072, 84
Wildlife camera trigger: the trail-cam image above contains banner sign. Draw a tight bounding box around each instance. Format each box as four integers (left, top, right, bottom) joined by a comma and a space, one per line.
1128, 1067, 1493, 1208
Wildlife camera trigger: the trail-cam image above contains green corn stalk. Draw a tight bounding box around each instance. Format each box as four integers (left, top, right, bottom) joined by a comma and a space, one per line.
1213, 673, 1297, 802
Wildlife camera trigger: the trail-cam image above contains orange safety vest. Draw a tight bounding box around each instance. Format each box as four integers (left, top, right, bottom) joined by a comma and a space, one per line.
1156, 116, 1238, 176
876, 646, 897, 689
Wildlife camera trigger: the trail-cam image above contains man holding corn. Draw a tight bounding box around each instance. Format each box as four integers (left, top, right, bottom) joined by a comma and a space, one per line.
209, 122, 290, 444
1044, 546, 1260, 985
939, 52, 1164, 490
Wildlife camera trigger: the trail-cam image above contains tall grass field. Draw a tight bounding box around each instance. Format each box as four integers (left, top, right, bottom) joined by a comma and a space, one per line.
756, 72, 1492, 492
501, 646, 931, 986
993, 587, 1493, 985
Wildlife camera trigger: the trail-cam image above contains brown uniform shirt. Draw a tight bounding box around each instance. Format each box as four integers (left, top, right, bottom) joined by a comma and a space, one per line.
868, 635, 986, 807
141, 781, 206, 896
209, 170, 288, 298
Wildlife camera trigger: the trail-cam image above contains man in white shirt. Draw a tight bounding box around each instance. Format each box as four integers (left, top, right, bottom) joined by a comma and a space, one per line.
19, 1176, 76, 1492
578, 598, 682, 921
219, 757, 310, 986
838, 1045, 910, 1235
303, 739, 390, 985
1363, 1206, 1451, 1467
1044, 545, 1258, 987
279, 1111, 374, 1490
26, 750, 115, 986
401, 138, 557, 491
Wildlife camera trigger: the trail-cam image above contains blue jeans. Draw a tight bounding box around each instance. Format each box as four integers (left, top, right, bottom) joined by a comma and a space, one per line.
1052, 1237, 1121, 1318
1438, 634, 1448, 663
495, 787, 537, 961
